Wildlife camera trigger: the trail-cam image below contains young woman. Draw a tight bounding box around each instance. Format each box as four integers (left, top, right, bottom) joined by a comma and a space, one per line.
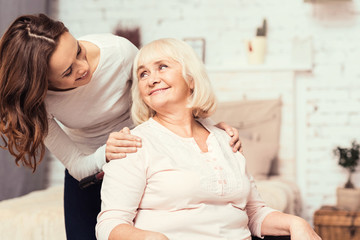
96, 38, 321, 240
0, 14, 241, 240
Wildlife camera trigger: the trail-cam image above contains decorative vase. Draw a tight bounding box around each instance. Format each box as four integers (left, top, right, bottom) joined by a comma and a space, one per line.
244, 36, 267, 65
336, 187, 360, 211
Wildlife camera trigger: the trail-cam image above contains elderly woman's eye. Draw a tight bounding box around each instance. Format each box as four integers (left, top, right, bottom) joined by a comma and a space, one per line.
139, 71, 148, 79
159, 64, 168, 70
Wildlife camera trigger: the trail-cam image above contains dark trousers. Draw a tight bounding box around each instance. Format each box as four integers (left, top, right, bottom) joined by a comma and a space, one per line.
64, 169, 102, 240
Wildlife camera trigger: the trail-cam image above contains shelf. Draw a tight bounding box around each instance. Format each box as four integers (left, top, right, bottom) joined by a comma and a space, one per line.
206, 63, 313, 73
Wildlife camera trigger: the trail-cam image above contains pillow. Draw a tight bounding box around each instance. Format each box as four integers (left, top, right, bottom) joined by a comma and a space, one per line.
210, 99, 282, 180
241, 138, 277, 180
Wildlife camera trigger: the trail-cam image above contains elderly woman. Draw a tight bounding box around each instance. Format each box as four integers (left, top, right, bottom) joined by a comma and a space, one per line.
0, 14, 242, 240
96, 38, 321, 240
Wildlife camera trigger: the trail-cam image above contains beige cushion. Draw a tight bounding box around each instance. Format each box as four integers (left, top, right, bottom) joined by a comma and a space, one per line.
211, 99, 282, 180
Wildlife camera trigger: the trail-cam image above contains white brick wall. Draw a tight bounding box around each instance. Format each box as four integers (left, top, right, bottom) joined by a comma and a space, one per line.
207, 70, 297, 181
49, 0, 360, 224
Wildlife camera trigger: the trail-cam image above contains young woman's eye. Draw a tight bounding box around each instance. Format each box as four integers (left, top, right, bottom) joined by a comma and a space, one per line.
77, 44, 82, 56
64, 68, 72, 77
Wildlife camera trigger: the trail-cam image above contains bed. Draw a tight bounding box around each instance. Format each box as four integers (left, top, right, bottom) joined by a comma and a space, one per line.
0, 99, 301, 240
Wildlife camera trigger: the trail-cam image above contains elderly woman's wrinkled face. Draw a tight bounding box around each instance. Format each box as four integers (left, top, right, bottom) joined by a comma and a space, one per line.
136, 56, 193, 113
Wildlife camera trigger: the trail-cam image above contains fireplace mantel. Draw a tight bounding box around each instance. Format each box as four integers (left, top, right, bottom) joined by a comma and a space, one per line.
206, 63, 312, 73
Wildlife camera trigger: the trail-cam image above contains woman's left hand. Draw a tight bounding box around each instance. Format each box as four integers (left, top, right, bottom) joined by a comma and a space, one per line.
290, 218, 322, 240
215, 122, 242, 153
105, 127, 142, 162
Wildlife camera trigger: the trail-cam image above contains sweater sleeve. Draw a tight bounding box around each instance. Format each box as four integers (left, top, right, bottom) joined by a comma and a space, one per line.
96, 149, 147, 240
44, 117, 107, 180
245, 163, 277, 238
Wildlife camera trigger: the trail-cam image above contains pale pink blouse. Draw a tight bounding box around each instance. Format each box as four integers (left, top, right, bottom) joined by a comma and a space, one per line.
96, 118, 276, 240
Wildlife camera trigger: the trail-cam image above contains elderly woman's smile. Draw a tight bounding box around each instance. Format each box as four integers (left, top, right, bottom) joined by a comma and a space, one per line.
149, 87, 170, 96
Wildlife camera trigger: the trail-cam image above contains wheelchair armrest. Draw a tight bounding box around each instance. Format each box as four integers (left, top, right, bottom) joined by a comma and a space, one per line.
252, 236, 291, 240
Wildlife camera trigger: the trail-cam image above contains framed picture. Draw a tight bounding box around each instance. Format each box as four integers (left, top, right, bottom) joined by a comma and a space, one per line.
184, 38, 206, 63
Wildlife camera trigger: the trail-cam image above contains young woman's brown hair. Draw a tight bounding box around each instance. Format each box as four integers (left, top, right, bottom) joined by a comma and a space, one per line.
0, 14, 68, 170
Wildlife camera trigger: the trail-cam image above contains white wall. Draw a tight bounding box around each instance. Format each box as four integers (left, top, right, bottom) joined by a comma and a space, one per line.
49, 0, 360, 223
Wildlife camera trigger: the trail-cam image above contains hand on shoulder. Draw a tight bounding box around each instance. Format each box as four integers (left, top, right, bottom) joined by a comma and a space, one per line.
105, 127, 142, 162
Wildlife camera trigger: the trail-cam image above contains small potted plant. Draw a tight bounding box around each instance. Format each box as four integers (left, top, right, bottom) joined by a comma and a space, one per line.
245, 18, 267, 65
334, 140, 360, 211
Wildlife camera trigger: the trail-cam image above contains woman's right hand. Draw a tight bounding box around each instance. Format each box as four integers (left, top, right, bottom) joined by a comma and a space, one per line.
143, 231, 169, 240
105, 127, 142, 162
